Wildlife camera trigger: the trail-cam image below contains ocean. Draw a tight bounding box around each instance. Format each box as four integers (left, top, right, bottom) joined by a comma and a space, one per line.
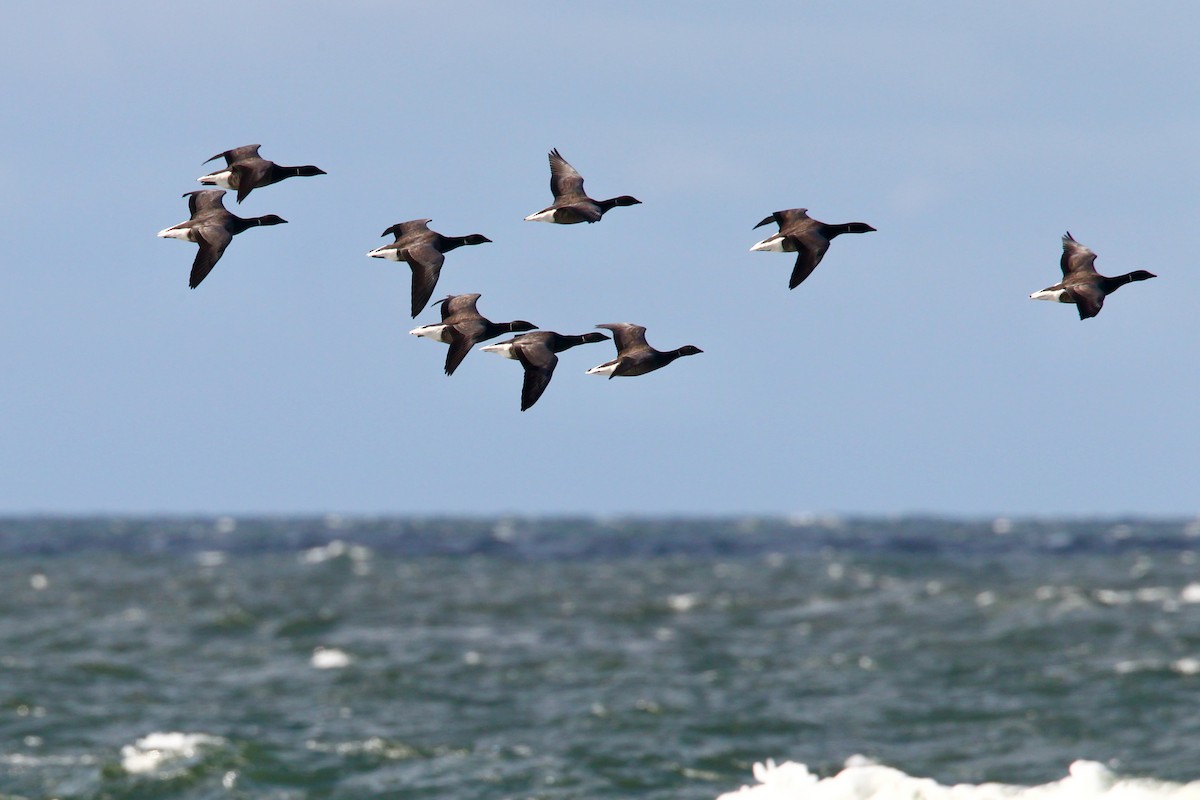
2, 516, 1200, 800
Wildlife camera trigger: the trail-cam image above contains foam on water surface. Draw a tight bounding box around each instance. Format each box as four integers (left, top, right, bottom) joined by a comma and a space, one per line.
311, 646, 352, 669
120, 732, 225, 775
716, 759, 1200, 800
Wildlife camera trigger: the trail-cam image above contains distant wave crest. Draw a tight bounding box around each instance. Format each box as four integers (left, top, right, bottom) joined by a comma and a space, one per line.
120, 732, 226, 775
717, 758, 1200, 800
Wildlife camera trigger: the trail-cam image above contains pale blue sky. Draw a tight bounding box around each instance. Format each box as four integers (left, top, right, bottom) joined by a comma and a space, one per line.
2, 2, 1197, 516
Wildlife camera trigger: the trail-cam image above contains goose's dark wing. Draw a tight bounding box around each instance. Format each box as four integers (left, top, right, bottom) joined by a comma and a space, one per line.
548, 149, 586, 199
553, 201, 602, 223
596, 323, 648, 355
514, 341, 559, 411
229, 160, 272, 203
786, 232, 830, 289
188, 225, 233, 289
1069, 284, 1105, 319
382, 218, 434, 241
443, 320, 484, 376
776, 208, 812, 228
205, 144, 262, 166
754, 208, 809, 230
437, 292, 482, 322
407, 244, 447, 318
1060, 232, 1098, 277
429, 295, 455, 319
185, 190, 228, 217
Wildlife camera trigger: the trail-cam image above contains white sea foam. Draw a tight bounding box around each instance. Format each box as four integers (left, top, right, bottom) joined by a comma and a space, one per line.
300, 539, 373, 565
715, 758, 1200, 800
1173, 658, 1200, 675
1180, 583, 1200, 604
0, 752, 98, 767
120, 731, 225, 775
302, 539, 347, 563
668, 593, 700, 612
311, 646, 352, 669
1092, 585, 1189, 611
306, 736, 419, 760
1114, 658, 1200, 677
195, 550, 227, 568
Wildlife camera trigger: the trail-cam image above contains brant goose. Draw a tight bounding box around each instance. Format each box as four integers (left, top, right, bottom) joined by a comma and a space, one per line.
750, 208, 876, 289
585, 323, 702, 378
198, 144, 326, 203
367, 219, 492, 318
480, 330, 611, 410
156, 190, 287, 288
524, 149, 641, 224
409, 293, 536, 376
408, 293, 482, 343
1029, 232, 1157, 320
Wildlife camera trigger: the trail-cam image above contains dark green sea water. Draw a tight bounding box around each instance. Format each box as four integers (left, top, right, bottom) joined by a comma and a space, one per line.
3, 516, 1200, 799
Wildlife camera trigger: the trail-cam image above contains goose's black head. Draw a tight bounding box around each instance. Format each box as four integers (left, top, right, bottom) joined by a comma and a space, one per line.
1129, 270, 1157, 282
510, 320, 538, 332
296, 165, 327, 177
677, 345, 703, 357
464, 234, 493, 246
581, 332, 611, 344
255, 214, 288, 227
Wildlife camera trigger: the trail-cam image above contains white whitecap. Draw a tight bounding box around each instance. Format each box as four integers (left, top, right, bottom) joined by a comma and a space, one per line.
301, 540, 347, 564
1172, 657, 1200, 676
311, 647, 352, 669
1115, 659, 1158, 675
120, 731, 225, 775
667, 593, 699, 612
717, 757, 1200, 800
1096, 589, 1133, 606
195, 550, 226, 568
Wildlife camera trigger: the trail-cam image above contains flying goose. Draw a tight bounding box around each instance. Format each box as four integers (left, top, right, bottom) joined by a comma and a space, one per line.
156, 190, 287, 288
750, 208, 876, 289
480, 330, 611, 410
367, 219, 492, 318
524, 149, 641, 224
1029, 232, 1157, 319
585, 323, 702, 378
198, 144, 325, 203
409, 294, 536, 375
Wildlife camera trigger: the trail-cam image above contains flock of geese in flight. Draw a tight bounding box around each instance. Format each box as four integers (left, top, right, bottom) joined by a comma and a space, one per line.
157, 145, 1158, 410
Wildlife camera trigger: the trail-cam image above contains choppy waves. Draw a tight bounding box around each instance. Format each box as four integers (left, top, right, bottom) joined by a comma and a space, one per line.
3, 515, 1199, 559
3, 516, 1199, 799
